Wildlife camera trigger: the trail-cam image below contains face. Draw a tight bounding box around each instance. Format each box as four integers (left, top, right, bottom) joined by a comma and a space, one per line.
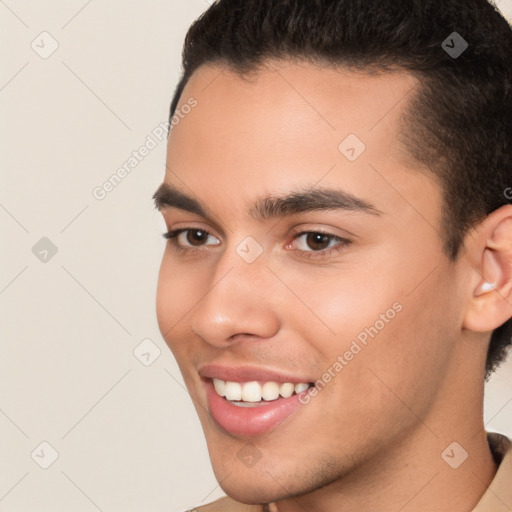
155, 61, 467, 504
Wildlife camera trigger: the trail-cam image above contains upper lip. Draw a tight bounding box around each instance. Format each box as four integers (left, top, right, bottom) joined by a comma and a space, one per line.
198, 364, 313, 384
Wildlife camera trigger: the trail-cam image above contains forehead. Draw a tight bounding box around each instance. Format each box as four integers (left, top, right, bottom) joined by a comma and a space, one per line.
164, 61, 438, 227
177, 60, 419, 134
169, 60, 419, 164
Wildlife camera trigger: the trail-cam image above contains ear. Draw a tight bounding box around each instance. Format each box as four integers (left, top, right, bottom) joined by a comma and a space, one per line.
463, 205, 512, 332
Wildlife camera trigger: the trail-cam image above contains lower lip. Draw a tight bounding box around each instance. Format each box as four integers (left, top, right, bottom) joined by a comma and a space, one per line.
205, 380, 305, 437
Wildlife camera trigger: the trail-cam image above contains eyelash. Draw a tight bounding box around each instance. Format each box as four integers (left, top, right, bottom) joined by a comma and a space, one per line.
162, 228, 351, 260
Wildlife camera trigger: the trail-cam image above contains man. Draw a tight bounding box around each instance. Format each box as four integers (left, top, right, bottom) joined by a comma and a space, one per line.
153, 0, 512, 510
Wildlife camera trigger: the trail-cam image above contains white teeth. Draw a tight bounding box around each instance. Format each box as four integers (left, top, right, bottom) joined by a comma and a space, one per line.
261, 381, 280, 401
294, 382, 309, 393
224, 381, 242, 401
241, 381, 262, 402
213, 378, 225, 396
279, 382, 294, 398
212, 379, 311, 402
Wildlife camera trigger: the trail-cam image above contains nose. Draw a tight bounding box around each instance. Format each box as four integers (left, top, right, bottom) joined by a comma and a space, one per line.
190, 248, 281, 348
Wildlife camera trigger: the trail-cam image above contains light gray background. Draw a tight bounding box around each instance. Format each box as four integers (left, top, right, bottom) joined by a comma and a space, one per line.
1, 1, 511, 511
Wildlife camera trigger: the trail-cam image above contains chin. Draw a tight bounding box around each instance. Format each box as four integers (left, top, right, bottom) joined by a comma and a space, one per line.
216, 477, 283, 506
205, 448, 282, 504
209, 452, 321, 505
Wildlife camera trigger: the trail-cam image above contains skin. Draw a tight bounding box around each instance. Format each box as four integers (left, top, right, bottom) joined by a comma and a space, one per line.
155, 60, 512, 511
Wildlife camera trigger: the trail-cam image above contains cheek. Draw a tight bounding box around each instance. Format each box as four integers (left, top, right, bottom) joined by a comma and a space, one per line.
286, 247, 456, 401
155, 257, 174, 337
155, 255, 195, 355
276, 256, 399, 359
333, 272, 457, 427
277, 274, 456, 457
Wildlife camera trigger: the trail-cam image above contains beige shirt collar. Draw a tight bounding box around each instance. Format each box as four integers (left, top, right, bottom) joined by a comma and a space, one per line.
472, 432, 512, 512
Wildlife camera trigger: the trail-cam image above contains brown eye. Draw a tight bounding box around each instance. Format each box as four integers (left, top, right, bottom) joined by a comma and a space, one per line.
163, 228, 221, 251
289, 231, 352, 259
185, 229, 209, 246
292, 231, 342, 252
303, 233, 331, 251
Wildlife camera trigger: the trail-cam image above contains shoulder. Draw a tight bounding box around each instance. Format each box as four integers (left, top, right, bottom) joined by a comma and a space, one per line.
189, 495, 265, 512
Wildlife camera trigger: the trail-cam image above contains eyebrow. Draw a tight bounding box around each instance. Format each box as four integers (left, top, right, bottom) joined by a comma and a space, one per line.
152, 182, 382, 221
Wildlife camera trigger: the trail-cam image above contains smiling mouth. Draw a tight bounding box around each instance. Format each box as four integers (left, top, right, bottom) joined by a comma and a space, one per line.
212, 378, 314, 406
